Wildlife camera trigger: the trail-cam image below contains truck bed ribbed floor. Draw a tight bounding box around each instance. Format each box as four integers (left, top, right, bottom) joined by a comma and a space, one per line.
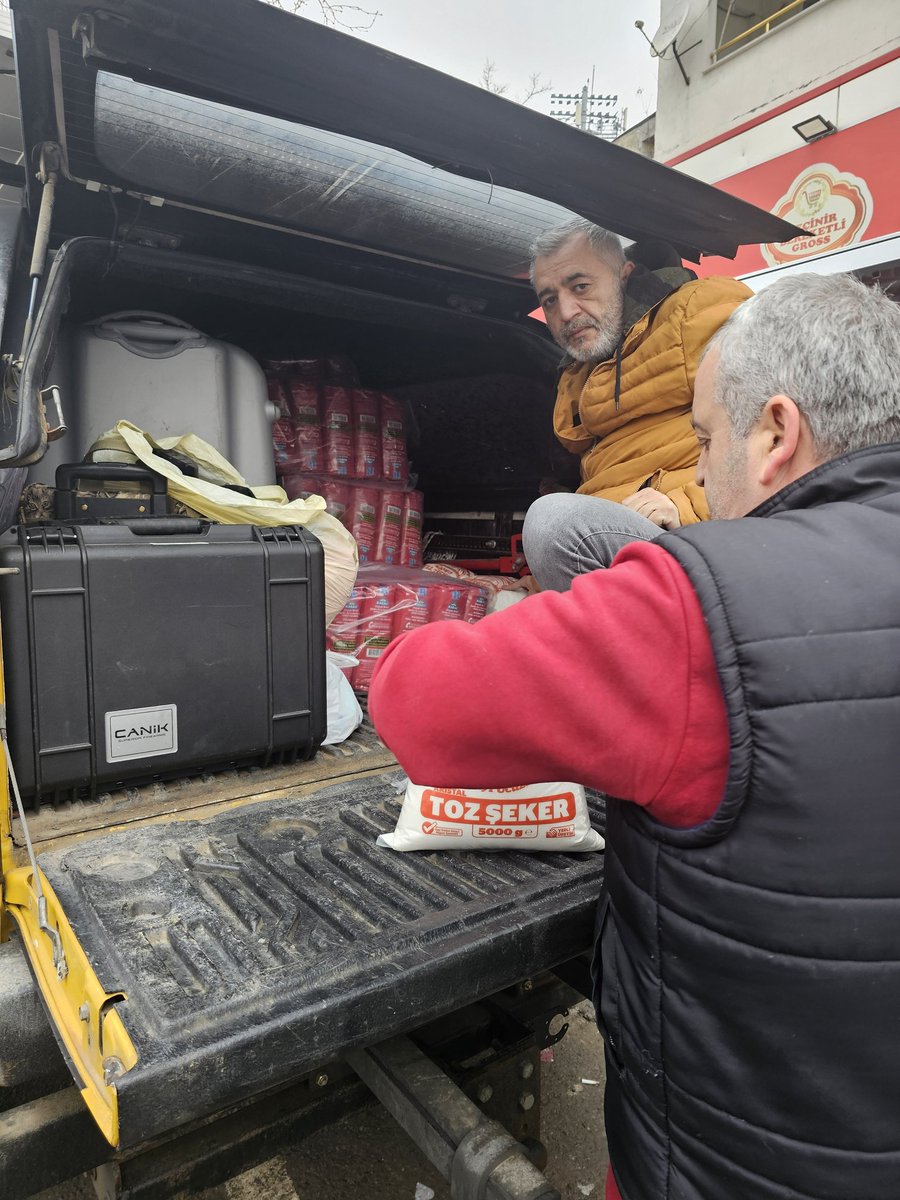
37, 773, 605, 1148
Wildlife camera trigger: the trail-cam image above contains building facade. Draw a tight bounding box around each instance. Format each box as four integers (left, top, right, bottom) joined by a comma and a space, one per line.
652, 0, 900, 282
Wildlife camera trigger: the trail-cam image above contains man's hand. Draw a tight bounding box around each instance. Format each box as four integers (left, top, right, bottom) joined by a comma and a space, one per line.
622, 488, 682, 529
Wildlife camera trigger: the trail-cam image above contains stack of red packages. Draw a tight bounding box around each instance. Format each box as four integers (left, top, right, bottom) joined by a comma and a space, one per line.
267, 358, 410, 487
326, 567, 490, 693
285, 479, 424, 569
267, 360, 419, 568
267, 356, 359, 476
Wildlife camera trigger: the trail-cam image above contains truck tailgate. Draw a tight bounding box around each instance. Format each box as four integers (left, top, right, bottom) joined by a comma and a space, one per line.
33, 772, 605, 1149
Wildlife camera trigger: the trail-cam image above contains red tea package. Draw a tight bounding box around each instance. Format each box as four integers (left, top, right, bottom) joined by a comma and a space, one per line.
464, 586, 489, 624
400, 490, 424, 568
380, 394, 408, 483
287, 379, 322, 472
279, 471, 317, 501
349, 485, 380, 566
352, 584, 396, 692
321, 385, 353, 476
319, 479, 352, 525
374, 489, 404, 566
393, 583, 431, 638
326, 587, 365, 658
429, 582, 467, 623
272, 417, 301, 470
352, 389, 382, 480
285, 377, 320, 422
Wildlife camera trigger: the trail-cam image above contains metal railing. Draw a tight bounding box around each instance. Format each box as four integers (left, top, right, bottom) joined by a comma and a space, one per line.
712, 0, 812, 61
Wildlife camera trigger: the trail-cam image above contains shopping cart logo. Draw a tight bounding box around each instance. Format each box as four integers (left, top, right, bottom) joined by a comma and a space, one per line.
763, 163, 873, 266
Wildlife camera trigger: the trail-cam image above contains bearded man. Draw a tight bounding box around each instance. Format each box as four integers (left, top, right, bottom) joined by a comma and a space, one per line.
524, 218, 751, 589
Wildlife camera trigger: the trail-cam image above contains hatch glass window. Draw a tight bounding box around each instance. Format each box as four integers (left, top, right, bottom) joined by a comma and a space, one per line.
92, 72, 574, 279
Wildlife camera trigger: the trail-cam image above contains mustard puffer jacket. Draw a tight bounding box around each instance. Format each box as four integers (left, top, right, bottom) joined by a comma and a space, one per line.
553, 275, 752, 525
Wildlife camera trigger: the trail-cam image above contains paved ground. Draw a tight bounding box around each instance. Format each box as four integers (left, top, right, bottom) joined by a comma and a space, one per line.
34, 1000, 609, 1200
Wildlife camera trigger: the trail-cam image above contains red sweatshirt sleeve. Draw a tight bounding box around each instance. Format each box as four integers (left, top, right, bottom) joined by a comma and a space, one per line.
368, 542, 729, 828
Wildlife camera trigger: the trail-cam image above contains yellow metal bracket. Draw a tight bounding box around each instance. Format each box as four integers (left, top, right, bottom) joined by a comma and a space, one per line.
0, 631, 137, 1147
3, 867, 138, 1145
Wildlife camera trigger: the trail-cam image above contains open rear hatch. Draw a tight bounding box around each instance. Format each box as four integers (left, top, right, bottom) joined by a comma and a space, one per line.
13, 0, 800, 259
5, 0, 802, 467
3, 0, 798, 1152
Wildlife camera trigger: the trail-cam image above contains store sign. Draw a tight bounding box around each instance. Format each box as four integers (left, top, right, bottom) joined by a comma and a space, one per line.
762, 163, 873, 266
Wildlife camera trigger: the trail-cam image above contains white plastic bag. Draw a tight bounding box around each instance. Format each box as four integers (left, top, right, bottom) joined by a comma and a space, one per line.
378, 780, 604, 853
322, 652, 364, 745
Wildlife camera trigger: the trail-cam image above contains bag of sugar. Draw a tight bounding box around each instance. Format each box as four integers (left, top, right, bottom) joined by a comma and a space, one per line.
378, 781, 604, 852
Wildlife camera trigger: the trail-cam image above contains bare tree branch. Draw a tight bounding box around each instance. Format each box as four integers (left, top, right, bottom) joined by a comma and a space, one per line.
518, 71, 552, 105
479, 59, 508, 96
264, 0, 381, 31
480, 59, 551, 106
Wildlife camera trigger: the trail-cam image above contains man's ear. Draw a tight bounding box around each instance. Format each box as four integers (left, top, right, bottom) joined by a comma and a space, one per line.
621, 260, 636, 282
757, 395, 803, 487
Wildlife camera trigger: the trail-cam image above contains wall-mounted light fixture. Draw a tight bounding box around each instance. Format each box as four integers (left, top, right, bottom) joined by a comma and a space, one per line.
792, 115, 837, 143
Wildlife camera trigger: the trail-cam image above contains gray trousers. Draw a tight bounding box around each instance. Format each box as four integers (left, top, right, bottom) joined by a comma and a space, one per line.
522, 493, 661, 591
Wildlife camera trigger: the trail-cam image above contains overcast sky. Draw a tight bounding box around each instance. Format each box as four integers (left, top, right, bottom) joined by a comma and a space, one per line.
310, 0, 663, 131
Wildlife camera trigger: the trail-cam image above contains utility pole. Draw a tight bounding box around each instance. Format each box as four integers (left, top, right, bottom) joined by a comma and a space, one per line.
549, 79, 623, 140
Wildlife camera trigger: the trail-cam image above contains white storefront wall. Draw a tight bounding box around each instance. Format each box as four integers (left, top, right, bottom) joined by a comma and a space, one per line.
654, 0, 900, 166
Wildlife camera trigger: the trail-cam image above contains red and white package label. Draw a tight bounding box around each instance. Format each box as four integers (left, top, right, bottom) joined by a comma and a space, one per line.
352, 584, 396, 692
326, 587, 365, 657
349, 485, 380, 566
380, 394, 407, 482
272, 417, 301, 469
378, 782, 605, 853
422, 789, 577, 825
400, 491, 424, 568
319, 479, 352, 525
352, 389, 382, 479
286, 379, 319, 418
322, 385, 353, 476
464, 587, 489, 624
429, 582, 466, 622
287, 380, 322, 472
393, 584, 431, 638
374, 490, 404, 566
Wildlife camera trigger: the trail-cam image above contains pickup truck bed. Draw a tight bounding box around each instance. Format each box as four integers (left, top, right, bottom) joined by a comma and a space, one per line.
20, 717, 605, 1151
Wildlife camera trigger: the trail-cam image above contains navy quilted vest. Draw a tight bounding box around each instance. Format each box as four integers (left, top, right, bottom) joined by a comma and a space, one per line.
596, 443, 900, 1200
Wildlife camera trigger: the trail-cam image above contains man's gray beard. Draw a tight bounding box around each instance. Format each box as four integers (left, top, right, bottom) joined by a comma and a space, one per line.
558, 285, 625, 364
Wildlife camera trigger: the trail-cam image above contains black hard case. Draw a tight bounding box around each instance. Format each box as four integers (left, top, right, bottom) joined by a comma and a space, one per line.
0, 520, 326, 804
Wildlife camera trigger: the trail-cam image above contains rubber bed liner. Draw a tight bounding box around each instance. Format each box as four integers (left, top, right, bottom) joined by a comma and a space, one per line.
38, 773, 606, 1148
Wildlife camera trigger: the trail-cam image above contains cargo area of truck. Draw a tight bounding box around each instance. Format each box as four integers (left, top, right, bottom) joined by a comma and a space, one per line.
0, 235, 605, 1162
16, 237, 561, 513
24, 762, 604, 1151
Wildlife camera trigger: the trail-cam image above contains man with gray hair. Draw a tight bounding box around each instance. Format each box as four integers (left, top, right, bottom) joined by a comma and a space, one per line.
370, 272, 900, 1200
524, 217, 750, 589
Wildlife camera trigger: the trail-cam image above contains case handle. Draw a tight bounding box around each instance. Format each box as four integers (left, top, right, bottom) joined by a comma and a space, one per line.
54, 462, 168, 519
111, 518, 209, 536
